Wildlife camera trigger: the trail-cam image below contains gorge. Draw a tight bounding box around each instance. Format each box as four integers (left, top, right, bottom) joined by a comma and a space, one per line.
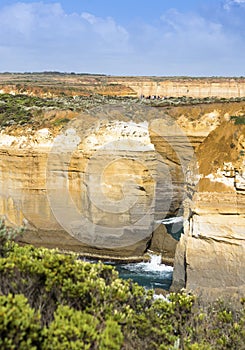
0, 73, 244, 299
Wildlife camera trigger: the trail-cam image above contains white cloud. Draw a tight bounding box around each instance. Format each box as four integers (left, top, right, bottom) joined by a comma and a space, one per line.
129, 9, 243, 76
0, 2, 130, 72
0, 3, 128, 47
81, 12, 129, 44
0, 2, 244, 76
224, 0, 245, 10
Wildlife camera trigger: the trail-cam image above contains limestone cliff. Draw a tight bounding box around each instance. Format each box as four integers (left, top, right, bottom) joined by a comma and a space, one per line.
0, 74, 244, 301
119, 77, 245, 98
1, 100, 243, 262
171, 120, 245, 299
0, 73, 245, 98
0, 104, 192, 257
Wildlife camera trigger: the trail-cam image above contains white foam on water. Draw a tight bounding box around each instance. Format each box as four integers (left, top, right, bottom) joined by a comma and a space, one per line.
155, 216, 183, 225
121, 253, 173, 274
82, 253, 173, 290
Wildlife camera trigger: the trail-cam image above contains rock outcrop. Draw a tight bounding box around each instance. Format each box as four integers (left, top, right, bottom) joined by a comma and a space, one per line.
149, 224, 177, 260
0, 99, 244, 264
0, 72, 244, 298
171, 121, 245, 299
0, 104, 194, 257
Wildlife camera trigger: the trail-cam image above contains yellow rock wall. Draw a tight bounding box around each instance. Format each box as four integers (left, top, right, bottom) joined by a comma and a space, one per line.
114, 78, 245, 98
172, 122, 245, 296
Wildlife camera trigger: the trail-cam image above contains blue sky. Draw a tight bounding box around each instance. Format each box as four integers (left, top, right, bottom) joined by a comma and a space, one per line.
0, 0, 244, 76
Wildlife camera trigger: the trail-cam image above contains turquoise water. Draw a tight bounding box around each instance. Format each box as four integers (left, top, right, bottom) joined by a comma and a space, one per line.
112, 254, 173, 290
112, 216, 183, 291
83, 218, 181, 290
86, 254, 173, 290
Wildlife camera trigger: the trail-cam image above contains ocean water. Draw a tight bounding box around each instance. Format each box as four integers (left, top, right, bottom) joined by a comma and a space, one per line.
82, 217, 181, 290
111, 217, 183, 291
113, 254, 173, 290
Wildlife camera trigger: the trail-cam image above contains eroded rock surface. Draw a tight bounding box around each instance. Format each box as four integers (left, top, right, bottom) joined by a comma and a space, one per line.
120, 77, 245, 98
0, 104, 194, 256
1, 74, 245, 98
149, 224, 177, 260
172, 121, 245, 298
0, 100, 244, 266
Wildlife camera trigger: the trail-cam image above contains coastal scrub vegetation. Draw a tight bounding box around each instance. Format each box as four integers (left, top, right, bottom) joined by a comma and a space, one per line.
0, 222, 244, 349
230, 115, 245, 125
0, 93, 62, 127
0, 93, 137, 127
143, 95, 245, 107
1, 92, 245, 128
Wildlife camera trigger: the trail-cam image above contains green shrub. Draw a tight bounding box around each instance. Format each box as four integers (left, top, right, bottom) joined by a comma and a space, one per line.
53, 117, 70, 126
0, 294, 41, 350
0, 242, 150, 326
43, 307, 124, 350
99, 319, 123, 350
42, 305, 99, 350
0, 223, 245, 349
230, 115, 245, 125
0, 219, 23, 257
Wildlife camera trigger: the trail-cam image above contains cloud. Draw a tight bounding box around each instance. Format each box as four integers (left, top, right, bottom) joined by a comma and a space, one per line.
232, 0, 245, 3
128, 8, 244, 76
224, 0, 245, 10
0, 2, 130, 72
0, 2, 244, 75
81, 12, 129, 45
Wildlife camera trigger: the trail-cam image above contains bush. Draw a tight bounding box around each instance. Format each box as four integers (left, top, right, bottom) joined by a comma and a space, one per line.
0, 224, 244, 349
230, 115, 245, 125
0, 294, 41, 349
53, 117, 70, 126
43, 307, 123, 350
42, 305, 99, 350
100, 319, 123, 350
0, 219, 23, 257
0, 242, 150, 326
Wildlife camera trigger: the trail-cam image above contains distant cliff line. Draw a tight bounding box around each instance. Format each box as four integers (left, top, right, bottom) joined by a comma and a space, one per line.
113, 77, 245, 98
0, 73, 245, 98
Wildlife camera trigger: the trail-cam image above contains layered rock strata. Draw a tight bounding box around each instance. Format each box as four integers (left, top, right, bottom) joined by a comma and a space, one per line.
0, 104, 195, 257
120, 78, 245, 98
1, 73, 245, 98
0, 102, 244, 264
171, 121, 245, 298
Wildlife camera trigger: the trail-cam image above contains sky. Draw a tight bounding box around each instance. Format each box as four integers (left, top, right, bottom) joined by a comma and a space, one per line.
0, 0, 244, 76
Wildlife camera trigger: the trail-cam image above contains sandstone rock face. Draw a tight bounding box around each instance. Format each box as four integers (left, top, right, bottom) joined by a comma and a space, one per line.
171, 122, 245, 298
0, 104, 195, 256
0, 102, 244, 265
114, 77, 245, 98
149, 224, 177, 260
0, 74, 245, 99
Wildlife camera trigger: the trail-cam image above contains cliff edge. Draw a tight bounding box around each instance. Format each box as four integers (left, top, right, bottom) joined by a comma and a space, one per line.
171, 119, 245, 299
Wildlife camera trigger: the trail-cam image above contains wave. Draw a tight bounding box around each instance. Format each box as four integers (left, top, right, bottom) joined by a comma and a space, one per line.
155, 216, 183, 225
